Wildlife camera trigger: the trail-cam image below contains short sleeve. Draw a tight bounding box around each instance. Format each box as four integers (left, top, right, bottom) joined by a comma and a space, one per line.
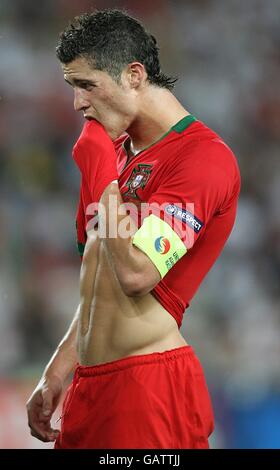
147, 141, 240, 250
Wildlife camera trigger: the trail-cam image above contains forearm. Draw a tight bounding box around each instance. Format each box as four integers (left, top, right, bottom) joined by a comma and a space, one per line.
40, 305, 79, 384
41, 229, 100, 384
79, 229, 100, 313
99, 183, 160, 295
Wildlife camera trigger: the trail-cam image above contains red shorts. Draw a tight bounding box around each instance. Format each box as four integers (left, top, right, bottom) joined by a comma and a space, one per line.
54, 345, 214, 449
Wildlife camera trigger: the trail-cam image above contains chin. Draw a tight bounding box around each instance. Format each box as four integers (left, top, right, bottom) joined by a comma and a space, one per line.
105, 127, 123, 141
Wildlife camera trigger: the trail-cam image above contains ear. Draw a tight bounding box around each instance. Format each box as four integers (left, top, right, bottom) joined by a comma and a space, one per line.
124, 62, 147, 89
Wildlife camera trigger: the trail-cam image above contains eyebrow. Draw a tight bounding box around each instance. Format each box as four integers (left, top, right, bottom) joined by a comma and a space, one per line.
64, 78, 97, 87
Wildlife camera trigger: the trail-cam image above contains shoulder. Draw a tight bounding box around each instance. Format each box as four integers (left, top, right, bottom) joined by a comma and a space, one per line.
165, 120, 241, 207
176, 120, 240, 184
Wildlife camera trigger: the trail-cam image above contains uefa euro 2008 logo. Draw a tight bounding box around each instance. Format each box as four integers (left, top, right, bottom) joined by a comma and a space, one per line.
154, 236, 171, 254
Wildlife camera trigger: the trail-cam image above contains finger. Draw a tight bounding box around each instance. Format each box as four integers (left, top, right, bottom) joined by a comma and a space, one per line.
30, 427, 51, 443
30, 422, 60, 442
38, 418, 60, 436
39, 426, 60, 442
28, 417, 52, 441
45, 430, 60, 441
38, 419, 56, 435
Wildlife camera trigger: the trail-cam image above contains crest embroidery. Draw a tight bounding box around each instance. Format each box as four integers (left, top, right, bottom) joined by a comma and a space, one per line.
124, 164, 152, 199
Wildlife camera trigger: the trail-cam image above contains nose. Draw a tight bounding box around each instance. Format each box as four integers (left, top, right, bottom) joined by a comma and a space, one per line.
73, 88, 89, 112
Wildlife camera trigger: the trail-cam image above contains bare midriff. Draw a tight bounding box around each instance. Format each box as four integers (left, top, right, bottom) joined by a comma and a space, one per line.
77, 234, 188, 366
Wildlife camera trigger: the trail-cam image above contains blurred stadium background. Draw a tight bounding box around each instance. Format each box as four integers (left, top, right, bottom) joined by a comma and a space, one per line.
1, 0, 280, 449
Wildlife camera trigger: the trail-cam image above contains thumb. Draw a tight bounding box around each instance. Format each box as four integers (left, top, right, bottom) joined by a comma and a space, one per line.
42, 389, 53, 416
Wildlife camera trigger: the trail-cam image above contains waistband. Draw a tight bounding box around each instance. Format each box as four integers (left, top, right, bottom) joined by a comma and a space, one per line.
76, 345, 195, 378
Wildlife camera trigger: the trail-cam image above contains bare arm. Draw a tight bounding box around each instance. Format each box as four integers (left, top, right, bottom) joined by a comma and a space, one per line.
41, 306, 79, 382
26, 306, 79, 442
26, 228, 100, 442
99, 182, 161, 296
78, 228, 101, 335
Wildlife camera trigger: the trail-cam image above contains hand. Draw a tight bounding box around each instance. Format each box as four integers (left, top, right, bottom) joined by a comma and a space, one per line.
73, 120, 119, 203
26, 375, 63, 442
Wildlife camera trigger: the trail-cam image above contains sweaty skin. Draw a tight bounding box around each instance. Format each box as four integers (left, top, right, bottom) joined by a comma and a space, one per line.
26, 57, 189, 442
78, 226, 187, 367
61, 58, 190, 366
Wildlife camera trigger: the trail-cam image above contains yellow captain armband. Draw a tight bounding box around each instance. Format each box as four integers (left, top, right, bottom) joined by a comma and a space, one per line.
132, 214, 187, 278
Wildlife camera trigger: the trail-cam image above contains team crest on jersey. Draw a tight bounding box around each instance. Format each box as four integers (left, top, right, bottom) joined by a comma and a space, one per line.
124, 164, 152, 199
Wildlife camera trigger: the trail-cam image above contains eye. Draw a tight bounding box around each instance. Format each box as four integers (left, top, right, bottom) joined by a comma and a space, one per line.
80, 82, 96, 91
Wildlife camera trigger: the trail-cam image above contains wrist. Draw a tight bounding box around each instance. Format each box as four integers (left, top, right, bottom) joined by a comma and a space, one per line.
42, 346, 77, 385
41, 366, 67, 388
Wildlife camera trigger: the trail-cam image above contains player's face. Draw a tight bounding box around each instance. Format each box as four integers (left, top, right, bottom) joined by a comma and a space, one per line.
62, 57, 138, 140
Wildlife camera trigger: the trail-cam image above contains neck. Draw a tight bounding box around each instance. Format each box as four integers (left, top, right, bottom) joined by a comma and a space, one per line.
126, 86, 190, 152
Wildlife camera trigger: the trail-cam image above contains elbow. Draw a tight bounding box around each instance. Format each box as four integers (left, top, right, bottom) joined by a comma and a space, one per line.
119, 272, 154, 297
115, 252, 161, 297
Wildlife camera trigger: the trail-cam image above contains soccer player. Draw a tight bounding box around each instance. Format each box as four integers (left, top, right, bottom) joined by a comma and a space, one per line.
26, 10, 240, 449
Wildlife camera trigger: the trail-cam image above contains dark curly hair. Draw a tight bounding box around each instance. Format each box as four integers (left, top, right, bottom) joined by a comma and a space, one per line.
56, 9, 177, 91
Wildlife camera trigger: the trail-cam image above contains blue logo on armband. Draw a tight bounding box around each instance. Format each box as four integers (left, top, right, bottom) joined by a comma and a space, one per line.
165, 204, 204, 234
155, 236, 171, 254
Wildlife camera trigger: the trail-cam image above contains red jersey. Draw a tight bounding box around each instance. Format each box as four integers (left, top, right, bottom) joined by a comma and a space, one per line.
75, 115, 240, 328
116, 115, 240, 327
